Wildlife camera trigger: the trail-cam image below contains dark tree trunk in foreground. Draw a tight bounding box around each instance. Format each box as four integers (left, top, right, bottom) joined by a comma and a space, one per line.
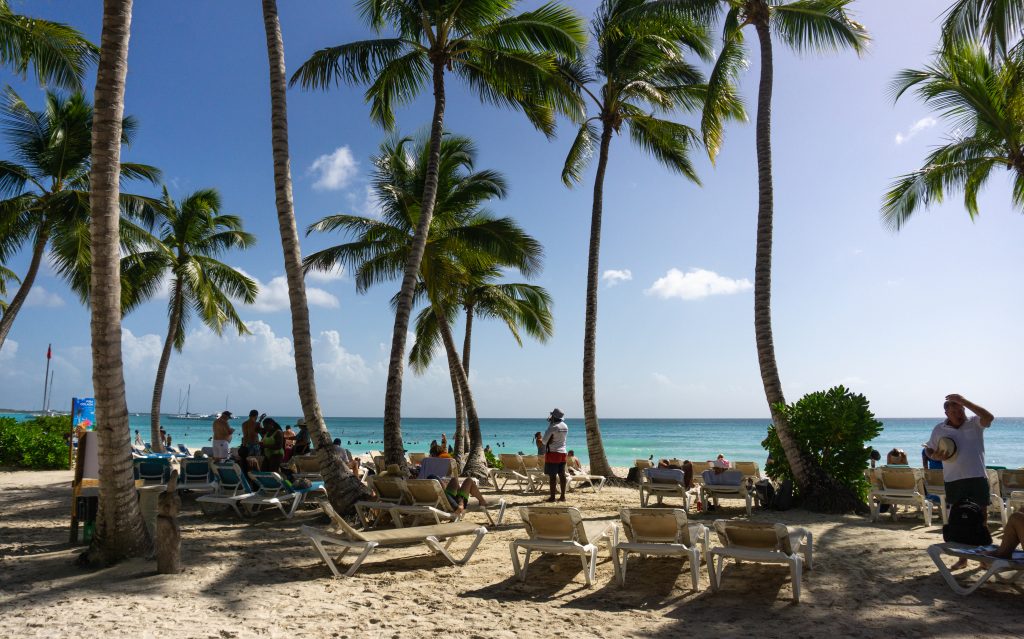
261, 0, 368, 512
85, 0, 150, 565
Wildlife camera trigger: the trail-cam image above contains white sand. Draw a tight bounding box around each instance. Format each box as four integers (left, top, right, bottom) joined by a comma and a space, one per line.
0, 468, 1020, 638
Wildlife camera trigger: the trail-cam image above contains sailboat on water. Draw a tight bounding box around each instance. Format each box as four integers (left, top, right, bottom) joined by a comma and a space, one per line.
173, 385, 212, 420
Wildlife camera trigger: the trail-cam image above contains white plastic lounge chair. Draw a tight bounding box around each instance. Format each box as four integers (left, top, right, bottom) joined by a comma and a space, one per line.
520, 455, 548, 490
393, 478, 507, 527
241, 471, 325, 518
927, 543, 1024, 595
567, 463, 606, 494
408, 452, 427, 467
304, 501, 487, 577
196, 462, 256, 517
689, 461, 710, 488
987, 468, 1007, 525
923, 468, 949, 524
699, 469, 753, 516
418, 456, 458, 484
869, 466, 933, 526
710, 520, 813, 603
354, 475, 408, 528
634, 459, 653, 471
640, 468, 690, 510
732, 461, 761, 481
998, 469, 1024, 512
613, 508, 709, 590
510, 506, 618, 587
489, 454, 534, 493
176, 459, 215, 493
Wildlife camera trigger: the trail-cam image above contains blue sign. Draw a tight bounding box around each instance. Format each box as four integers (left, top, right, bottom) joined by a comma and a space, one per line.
72, 397, 95, 431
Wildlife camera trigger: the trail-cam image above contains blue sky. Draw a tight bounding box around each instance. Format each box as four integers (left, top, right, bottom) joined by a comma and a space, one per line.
1, 0, 1021, 419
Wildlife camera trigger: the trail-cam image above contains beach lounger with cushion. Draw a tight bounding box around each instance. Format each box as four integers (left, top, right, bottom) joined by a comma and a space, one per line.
640, 468, 689, 510
176, 458, 215, 493
710, 520, 813, 603
489, 454, 534, 493
418, 456, 459, 483
699, 469, 753, 516
304, 501, 488, 577
869, 467, 933, 526
196, 462, 256, 517
510, 506, 619, 587
613, 508, 709, 590
241, 471, 325, 518
354, 475, 408, 528
394, 478, 506, 527
927, 543, 1024, 595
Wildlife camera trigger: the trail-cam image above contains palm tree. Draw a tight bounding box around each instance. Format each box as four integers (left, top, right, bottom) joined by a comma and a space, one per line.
698, 0, 868, 512
410, 266, 554, 460
0, 0, 99, 90
0, 264, 16, 313
124, 188, 258, 452
260, 0, 370, 514
558, 0, 744, 478
85, 0, 149, 565
0, 88, 160, 355
941, 0, 1024, 62
882, 43, 1024, 229
291, 0, 585, 468
304, 133, 542, 478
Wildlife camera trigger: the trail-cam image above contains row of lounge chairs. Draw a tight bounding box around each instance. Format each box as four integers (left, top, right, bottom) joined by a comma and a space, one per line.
354, 475, 507, 527
489, 453, 606, 494
868, 466, 1024, 527
637, 460, 762, 515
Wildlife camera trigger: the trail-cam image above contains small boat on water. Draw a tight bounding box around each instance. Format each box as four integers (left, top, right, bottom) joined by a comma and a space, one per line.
172, 385, 213, 420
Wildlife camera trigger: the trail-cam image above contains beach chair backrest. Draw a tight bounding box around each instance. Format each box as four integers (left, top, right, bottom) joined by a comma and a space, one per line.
319, 501, 367, 542
521, 455, 542, 471
986, 468, 1001, 497
500, 454, 523, 471
880, 467, 918, 491
620, 507, 686, 544
645, 468, 685, 485
292, 455, 321, 474
182, 459, 211, 482
1000, 469, 1024, 495
734, 461, 759, 479
408, 452, 426, 466
520, 506, 584, 542
419, 456, 456, 480
404, 479, 448, 510
134, 458, 169, 484
373, 455, 386, 473
714, 520, 783, 550
634, 459, 653, 470
924, 469, 945, 491
249, 471, 289, 496
370, 475, 406, 502
213, 463, 250, 495
668, 458, 684, 467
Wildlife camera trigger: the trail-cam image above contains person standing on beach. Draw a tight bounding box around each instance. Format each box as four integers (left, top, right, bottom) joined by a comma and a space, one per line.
211, 411, 234, 461
533, 431, 545, 456
542, 409, 569, 502
241, 410, 263, 456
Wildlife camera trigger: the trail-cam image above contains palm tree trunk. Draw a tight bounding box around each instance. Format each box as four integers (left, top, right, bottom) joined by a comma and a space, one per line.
754, 21, 864, 514
435, 307, 487, 479
85, 0, 149, 564
381, 60, 447, 469
149, 285, 182, 453
0, 228, 48, 352
457, 303, 476, 457
582, 122, 615, 479
448, 350, 466, 463
261, 0, 368, 512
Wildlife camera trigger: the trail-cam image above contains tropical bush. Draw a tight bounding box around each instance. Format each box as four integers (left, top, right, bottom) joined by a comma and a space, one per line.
0, 415, 72, 469
484, 447, 502, 469
762, 386, 882, 501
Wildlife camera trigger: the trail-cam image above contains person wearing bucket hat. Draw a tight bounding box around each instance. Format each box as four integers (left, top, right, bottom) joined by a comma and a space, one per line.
542, 409, 569, 502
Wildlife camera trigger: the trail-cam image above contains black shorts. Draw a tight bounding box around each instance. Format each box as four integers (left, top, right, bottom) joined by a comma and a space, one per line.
545, 461, 566, 476
945, 476, 991, 507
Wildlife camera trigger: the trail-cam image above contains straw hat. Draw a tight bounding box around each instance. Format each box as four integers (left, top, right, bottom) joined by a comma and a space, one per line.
549, 408, 565, 420
936, 437, 958, 460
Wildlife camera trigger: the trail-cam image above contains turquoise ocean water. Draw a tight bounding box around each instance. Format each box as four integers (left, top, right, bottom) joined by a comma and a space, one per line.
15, 412, 1023, 469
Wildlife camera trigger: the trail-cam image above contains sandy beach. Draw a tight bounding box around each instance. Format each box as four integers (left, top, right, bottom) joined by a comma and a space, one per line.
1, 468, 1020, 639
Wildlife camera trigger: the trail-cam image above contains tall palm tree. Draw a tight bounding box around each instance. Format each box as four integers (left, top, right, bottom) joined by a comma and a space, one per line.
0, 88, 160, 354
698, 0, 868, 512
85, 0, 149, 565
942, 0, 1024, 62
882, 43, 1024, 229
261, 0, 369, 514
304, 133, 542, 478
559, 0, 744, 478
0, 0, 99, 90
0, 264, 16, 313
124, 188, 258, 452
291, 0, 585, 468
409, 266, 554, 459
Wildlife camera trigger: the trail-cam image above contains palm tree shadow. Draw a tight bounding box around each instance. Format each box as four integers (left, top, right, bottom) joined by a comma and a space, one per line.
464, 555, 598, 602
566, 557, 699, 611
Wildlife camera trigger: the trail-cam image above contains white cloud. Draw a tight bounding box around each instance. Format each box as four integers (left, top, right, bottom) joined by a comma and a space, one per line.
316, 330, 372, 385
309, 146, 358, 191
25, 286, 64, 308
0, 339, 17, 362
602, 269, 632, 287
305, 264, 346, 284
348, 185, 383, 218
894, 117, 937, 145
237, 270, 340, 313
645, 268, 752, 301
121, 328, 163, 370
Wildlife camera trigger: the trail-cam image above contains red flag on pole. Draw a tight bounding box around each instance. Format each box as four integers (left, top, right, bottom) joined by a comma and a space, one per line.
47, 344, 52, 360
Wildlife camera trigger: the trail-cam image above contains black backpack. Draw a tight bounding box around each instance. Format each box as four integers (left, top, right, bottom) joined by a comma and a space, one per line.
943, 498, 992, 545
754, 479, 775, 510
772, 479, 793, 511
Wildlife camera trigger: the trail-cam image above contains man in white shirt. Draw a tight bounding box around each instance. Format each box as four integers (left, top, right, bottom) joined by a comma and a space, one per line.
924, 393, 995, 508
542, 408, 569, 502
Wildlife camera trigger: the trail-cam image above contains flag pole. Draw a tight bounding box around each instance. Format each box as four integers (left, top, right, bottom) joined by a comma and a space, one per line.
42, 343, 52, 412
46, 370, 55, 413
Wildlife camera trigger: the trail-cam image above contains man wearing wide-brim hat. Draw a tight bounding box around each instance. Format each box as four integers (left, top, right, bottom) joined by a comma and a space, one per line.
542, 409, 569, 502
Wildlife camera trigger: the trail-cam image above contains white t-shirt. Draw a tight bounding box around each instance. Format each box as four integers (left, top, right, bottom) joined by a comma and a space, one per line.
925, 415, 989, 482
543, 420, 568, 454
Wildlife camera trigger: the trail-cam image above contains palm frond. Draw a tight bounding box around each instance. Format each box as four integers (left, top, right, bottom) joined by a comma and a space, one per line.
561, 120, 601, 186
771, 0, 870, 55
625, 112, 701, 183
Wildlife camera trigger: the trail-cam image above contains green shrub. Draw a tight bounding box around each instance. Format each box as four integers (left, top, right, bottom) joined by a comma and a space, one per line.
0, 415, 72, 470
762, 386, 882, 501
484, 447, 502, 469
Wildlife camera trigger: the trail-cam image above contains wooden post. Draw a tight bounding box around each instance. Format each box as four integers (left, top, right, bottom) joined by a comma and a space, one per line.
155, 458, 182, 573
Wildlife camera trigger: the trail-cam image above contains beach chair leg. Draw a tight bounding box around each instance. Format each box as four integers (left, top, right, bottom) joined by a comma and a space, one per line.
927, 545, 1000, 596
688, 548, 700, 591
585, 549, 597, 586
345, 542, 378, 577
869, 499, 878, 523
510, 542, 529, 581
490, 499, 507, 526
289, 494, 304, 518
711, 554, 725, 591
923, 502, 933, 527
745, 494, 752, 516
306, 533, 342, 578
803, 531, 814, 570
791, 555, 802, 603
612, 548, 626, 586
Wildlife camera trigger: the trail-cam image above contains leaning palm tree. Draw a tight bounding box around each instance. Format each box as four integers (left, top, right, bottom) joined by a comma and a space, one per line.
85, 0, 149, 565
559, 0, 744, 478
261, 0, 369, 515
0, 264, 16, 313
941, 0, 1024, 62
126, 188, 257, 452
305, 133, 542, 478
0, 0, 99, 90
410, 266, 554, 459
291, 0, 585, 468
882, 43, 1024, 229
697, 0, 868, 512
0, 88, 160, 355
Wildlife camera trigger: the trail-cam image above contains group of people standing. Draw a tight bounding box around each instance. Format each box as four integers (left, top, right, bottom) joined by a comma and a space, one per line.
211, 409, 310, 472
